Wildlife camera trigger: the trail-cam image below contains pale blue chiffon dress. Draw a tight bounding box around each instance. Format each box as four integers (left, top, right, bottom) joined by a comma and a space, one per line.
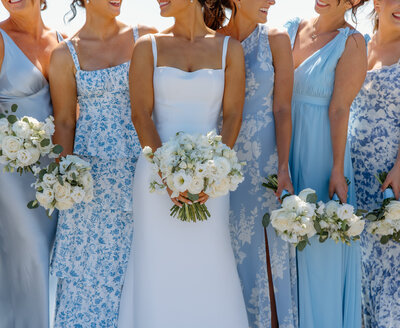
229, 24, 297, 328
0, 29, 62, 328
285, 18, 361, 328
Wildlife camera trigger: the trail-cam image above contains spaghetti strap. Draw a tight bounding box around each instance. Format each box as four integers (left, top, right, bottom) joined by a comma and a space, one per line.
222, 36, 230, 70
56, 31, 64, 43
133, 25, 140, 42
149, 34, 158, 68
65, 40, 81, 71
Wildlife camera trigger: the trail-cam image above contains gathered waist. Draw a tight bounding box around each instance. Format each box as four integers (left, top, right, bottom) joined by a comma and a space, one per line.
294, 94, 331, 107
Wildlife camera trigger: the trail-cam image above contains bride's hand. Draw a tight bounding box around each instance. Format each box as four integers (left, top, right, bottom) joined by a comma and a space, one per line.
197, 191, 209, 205
167, 188, 192, 207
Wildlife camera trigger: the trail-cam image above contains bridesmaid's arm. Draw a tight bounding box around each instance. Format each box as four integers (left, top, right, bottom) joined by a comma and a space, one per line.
269, 29, 294, 196
382, 146, 400, 199
0, 33, 4, 73
129, 36, 162, 151
329, 33, 367, 202
49, 42, 78, 156
221, 38, 245, 148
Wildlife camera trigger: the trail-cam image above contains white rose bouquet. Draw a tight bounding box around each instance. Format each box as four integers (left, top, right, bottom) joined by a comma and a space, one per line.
366, 172, 400, 244
0, 104, 62, 174
28, 155, 94, 215
143, 131, 245, 222
263, 175, 317, 250
314, 197, 365, 245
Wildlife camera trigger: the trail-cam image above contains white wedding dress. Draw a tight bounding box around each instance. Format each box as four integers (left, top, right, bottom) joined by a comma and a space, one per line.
118, 34, 249, 328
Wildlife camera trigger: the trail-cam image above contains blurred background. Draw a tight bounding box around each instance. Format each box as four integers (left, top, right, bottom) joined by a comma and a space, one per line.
0, 0, 375, 36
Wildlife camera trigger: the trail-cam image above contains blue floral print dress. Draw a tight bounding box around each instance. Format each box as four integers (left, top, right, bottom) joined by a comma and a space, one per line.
229, 24, 298, 328
50, 27, 142, 327
349, 56, 400, 328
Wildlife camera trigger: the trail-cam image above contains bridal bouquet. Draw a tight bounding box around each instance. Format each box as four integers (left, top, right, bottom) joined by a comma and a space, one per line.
143, 130, 245, 222
263, 174, 365, 250
0, 104, 62, 174
29, 155, 94, 215
366, 172, 400, 244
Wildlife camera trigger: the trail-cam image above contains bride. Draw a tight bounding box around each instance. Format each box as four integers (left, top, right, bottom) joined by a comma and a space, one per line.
118, 0, 248, 327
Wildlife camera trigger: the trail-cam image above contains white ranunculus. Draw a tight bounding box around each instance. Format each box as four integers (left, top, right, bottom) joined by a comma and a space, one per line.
385, 201, 400, 221
71, 186, 85, 203
214, 157, 231, 177
298, 188, 316, 202
2, 136, 23, 159
12, 120, 32, 139
187, 176, 204, 195
326, 200, 340, 217
347, 219, 365, 237
336, 204, 355, 221
16, 148, 40, 166
43, 173, 57, 186
36, 189, 54, 207
0, 118, 10, 134
173, 172, 191, 193
53, 181, 72, 201
282, 195, 302, 212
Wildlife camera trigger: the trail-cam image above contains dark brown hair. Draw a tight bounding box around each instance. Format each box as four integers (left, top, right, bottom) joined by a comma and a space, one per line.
67, 0, 85, 22
40, 0, 47, 10
340, 0, 370, 24
201, 0, 227, 30
371, 9, 378, 32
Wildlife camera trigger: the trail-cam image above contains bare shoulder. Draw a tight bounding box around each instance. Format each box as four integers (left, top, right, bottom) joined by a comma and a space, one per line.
226, 36, 243, 55
137, 24, 158, 37
268, 27, 291, 48
132, 34, 154, 60
345, 31, 367, 52
50, 41, 75, 71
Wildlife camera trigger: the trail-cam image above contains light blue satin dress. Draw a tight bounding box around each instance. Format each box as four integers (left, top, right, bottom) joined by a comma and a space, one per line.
0, 29, 61, 328
285, 18, 361, 328
229, 24, 298, 328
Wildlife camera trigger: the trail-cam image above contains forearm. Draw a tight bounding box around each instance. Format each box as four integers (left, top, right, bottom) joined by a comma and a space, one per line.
329, 107, 349, 173
132, 113, 162, 151
220, 112, 242, 149
53, 123, 75, 156
274, 106, 291, 172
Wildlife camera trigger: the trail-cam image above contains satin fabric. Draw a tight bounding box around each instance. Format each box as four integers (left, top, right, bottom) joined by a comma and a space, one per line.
0, 29, 59, 328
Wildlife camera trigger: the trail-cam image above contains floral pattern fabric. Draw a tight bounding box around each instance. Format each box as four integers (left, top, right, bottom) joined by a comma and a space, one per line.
229, 24, 298, 328
349, 59, 400, 328
50, 30, 141, 327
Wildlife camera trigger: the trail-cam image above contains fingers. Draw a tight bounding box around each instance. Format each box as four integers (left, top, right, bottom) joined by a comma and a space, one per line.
177, 193, 192, 205
171, 197, 182, 207
198, 191, 209, 205
381, 177, 391, 192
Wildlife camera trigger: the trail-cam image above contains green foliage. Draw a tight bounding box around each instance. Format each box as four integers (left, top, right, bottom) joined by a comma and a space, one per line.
262, 213, 270, 228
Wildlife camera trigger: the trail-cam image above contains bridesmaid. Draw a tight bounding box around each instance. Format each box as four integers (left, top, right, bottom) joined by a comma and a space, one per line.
0, 1, 64, 327
349, 0, 400, 326
218, 1, 297, 327
49, 0, 156, 326
285, 0, 368, 327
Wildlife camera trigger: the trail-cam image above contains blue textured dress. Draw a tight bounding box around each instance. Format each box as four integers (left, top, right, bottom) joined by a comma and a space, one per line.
285, 18, 361, 328
349, 56, 400, 328
50, 27, 142, 327
0, 29, 61, 328
229, 24, 297, 328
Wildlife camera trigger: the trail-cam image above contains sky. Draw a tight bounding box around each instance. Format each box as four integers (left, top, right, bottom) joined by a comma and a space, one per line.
0, 0, 374, 36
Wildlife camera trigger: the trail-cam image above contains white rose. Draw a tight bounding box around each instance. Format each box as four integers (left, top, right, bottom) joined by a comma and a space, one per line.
2, 136, 23, 159
173, 172, 191, 193
336, 204, 355, 221
213, 157, 232, 177
12, 120, 32, 139
229, 174, 244, 191
42, 117, 55, 136
271, 209, 295, 233
347, 218, 365, 237
79, 171, 93, 188
187, 176, 204, 195
43, 173, 57, 186
326, 200, 340, 217
385, 201, 400, 221
298, 202, 316, 217
22, 116, 40, 129
16, 148, 40, 166
36, 188, 54, 208
0, 118, 10, 134
208, 177, 230, 198
298, 188, 317, 202
71, 186, 85, 203
282, 195, 302, 213
56, 197, 74, 210
67, 169, 79, 181
53, 181, 72, 201
316, 201, 326, 216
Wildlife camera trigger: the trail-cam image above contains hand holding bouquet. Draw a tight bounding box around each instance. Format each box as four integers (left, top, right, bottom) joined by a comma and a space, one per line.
29, 155, 94, 216
366, 172, 400, 244
143, 131, 245, 222
0, 104, 62, 174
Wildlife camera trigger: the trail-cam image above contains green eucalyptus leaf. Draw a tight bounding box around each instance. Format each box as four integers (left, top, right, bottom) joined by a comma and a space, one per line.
52, 144, 63, 154
297, 240, 307, 251
27, 200, 39, 209
262, 213, 271, 228
306, 193, 318, 204
380, 235, 390, 245
11, 104, 18, 112
7, 115, 17, 124
40, 139, 51, 147
48, 162, 58, 173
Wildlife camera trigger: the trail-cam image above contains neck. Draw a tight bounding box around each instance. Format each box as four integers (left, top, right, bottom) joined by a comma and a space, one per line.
314, 12, 347, 34
83, 11, 119, 40
7, 9, 45, 39
375, 22, 400, 45
172, 3, 209, 41
224, 13, 258, 42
